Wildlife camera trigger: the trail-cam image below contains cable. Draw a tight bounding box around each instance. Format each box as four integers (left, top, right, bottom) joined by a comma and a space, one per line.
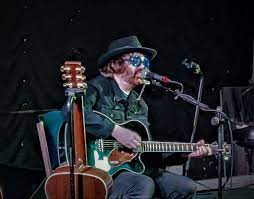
28, 177, 46, 199
195, 181, 216, 191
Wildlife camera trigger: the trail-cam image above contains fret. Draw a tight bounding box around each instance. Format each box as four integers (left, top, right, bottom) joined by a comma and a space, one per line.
170, 144, 173, 152
179, 144, 182, 151
183, 144, 187, 152
186, 144, 189, 152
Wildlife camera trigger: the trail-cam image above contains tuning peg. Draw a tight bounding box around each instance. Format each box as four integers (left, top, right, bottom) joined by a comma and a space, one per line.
60, 65, 71, 72
80, 66, 85, 73
76, 83, 87, 88
76, 75, 86, 80
62, 74, 72, 80
63, 82, 73, 88
75, 66, 86, 73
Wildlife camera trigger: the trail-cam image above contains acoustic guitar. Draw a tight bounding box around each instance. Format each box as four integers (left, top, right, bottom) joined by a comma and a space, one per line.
87, 111, 231, 176
44, 61, 112, 199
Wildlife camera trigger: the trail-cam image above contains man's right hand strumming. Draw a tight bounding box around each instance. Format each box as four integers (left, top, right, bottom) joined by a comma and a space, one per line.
112, 125, 141, 149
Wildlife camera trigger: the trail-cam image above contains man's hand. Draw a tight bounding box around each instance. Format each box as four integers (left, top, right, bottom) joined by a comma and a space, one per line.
111, 125, 141, 149
188, 139, 212, 158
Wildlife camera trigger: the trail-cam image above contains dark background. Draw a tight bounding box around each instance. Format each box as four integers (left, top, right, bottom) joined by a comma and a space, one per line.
0, 0, 253, 198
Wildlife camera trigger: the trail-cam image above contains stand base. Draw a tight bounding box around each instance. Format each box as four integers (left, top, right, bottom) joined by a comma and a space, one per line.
195, 174, 254, 191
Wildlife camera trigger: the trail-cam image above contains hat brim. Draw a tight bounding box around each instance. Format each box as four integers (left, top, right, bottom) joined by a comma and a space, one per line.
98, 46, 157, 67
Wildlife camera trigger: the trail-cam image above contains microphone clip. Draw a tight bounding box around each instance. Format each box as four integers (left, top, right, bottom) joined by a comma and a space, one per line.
182, 58, 202, 75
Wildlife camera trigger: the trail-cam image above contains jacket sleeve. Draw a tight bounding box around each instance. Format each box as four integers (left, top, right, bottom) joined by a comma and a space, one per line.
83, 83, 115, 138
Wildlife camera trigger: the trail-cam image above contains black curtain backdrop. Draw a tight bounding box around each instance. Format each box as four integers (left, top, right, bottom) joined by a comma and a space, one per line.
0, 0, 253, 197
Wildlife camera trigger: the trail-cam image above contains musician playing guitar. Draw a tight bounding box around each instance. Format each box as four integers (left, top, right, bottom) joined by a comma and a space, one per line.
84, 36, 213, 199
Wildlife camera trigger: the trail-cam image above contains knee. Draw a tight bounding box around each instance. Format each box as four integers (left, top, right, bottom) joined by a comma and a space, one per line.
110, 173, 155, 199
136, 175, 155, 196
182, 180, 197, 196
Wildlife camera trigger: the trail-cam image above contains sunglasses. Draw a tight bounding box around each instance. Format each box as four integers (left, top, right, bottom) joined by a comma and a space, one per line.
122, 55, 150, 69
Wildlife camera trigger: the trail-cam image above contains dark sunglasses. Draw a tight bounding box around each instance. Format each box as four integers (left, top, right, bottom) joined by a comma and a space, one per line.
122, 55, 150, 69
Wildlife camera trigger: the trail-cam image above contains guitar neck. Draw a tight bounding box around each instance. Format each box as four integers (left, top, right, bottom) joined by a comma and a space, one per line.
102, 140, 211, 153
136, 141, 209, 153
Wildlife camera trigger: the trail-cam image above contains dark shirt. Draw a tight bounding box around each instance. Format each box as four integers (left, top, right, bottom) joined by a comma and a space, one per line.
84, 75, 150, 139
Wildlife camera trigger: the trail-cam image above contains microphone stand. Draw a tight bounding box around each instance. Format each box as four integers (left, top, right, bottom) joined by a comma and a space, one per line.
185, 74, 204, 176
150, 80, 234, 199
211, 106, 225, 199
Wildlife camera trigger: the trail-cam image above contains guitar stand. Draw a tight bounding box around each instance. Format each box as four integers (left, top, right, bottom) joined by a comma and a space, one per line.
64, 88, 85, 199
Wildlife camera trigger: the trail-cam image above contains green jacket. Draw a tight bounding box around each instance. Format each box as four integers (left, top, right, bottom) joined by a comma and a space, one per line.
84, 75, 151, 139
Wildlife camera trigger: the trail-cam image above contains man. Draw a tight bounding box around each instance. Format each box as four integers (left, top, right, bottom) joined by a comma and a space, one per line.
84, 35, 210, 198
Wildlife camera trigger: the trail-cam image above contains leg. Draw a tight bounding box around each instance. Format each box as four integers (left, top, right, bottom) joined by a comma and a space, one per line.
109, 171, 155, 199
155, 171, 197, 199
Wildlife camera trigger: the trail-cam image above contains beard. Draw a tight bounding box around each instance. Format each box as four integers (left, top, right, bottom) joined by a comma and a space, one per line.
120, 67, 142, 87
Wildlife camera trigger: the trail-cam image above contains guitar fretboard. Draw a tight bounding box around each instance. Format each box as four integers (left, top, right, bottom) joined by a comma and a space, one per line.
100, 140, 211, 153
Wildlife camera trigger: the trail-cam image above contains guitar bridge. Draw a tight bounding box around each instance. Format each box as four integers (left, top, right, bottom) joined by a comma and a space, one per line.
109, 161, 119, 165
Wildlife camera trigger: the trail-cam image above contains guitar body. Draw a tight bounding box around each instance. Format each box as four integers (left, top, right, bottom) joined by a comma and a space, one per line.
88, 118, 150, 176
88, 143, 145, 176
45, 165, 112, 199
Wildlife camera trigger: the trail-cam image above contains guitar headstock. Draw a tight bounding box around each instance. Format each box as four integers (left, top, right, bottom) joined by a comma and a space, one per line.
60, 61, 87, 90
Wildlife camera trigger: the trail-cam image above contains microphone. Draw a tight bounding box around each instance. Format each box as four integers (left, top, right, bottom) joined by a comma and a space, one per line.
181, 59, 201, 74
141, 69, 171, 84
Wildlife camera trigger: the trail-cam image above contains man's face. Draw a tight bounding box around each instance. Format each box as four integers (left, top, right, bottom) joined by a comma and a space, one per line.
120, 52, 149, 86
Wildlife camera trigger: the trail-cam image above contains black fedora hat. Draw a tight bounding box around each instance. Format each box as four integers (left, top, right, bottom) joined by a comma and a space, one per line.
98, 35, 157, 67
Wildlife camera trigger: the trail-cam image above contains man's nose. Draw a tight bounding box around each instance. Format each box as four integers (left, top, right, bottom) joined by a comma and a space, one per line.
138, 65, 145, 70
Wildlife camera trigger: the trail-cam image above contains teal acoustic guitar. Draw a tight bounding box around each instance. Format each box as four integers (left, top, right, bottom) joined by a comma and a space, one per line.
88, 111, 231, 176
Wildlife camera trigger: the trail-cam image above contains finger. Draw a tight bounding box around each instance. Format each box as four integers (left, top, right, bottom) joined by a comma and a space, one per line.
199, 146, 209, 156
134, 134, 141, 142
201, 146, 209, 154
129, 141, 139, 149
197, 139, 205, 145
133, 139, 141, 146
